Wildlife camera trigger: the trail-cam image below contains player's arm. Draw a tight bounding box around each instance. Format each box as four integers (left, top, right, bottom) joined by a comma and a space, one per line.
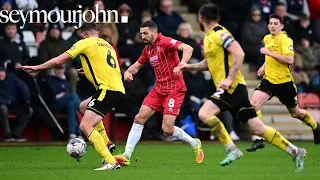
180, 59, 208, 71
126, 61, 144, 75
124, 61, 144, 82
22, 53, 72, 72
177, 43, 193, 63
261, 48, 293, 65
226, 41, 245, 81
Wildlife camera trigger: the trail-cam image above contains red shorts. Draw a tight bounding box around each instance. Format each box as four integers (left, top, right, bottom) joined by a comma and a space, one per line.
142, 89, 185, 116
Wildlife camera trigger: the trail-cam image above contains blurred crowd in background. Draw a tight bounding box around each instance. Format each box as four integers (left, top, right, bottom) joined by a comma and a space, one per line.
0, 0, 320, 142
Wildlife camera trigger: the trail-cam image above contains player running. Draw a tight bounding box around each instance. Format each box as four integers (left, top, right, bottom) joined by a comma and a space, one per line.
179, 3, 307, 172
247, 14, 320, 152
22, 23, 123, 170
114, 20, 204, 165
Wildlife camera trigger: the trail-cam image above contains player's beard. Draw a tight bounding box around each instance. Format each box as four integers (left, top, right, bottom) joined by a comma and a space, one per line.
199, 23, 204, 32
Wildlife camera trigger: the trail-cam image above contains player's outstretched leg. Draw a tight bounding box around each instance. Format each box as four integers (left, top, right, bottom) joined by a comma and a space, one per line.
287, 107, 320, 144
198, 101, 242, 166
248, 116, 307, 172
79, 111, 119, 170
162, 114, 204, 164
114, 105, 156, 166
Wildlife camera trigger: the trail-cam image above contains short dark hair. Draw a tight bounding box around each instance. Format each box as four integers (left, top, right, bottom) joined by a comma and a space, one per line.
275, 2, 286, 7
5, 22, 17, 28
199, 3, 220, 21
79, 23, 97, 32
140, 20, 158, 30
269, 14, 284, 24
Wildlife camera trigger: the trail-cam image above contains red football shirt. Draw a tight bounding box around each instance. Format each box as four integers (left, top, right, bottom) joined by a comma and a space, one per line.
138, 33, 187, 93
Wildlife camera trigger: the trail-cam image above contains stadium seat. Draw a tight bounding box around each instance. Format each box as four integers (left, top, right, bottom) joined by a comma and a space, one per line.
298, 93, 320, 109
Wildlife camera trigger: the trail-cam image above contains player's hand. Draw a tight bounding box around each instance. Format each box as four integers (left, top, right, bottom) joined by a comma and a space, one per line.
178, 62, 189, 71
77, 68, 85, 75
217, 77, 233, 90
21, 65, 39, 73
173, 66, 182, 76
257, 66, 265, 77
124, 71, 133, 82
260, 47, 271, 56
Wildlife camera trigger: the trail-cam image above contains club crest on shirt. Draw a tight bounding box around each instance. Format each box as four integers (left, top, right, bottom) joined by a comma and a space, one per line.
170, 39, 177, 45
70, 45, 76, 50
150, 55, 159, 66
288, 45, 294, 51
220, 32, 231, 41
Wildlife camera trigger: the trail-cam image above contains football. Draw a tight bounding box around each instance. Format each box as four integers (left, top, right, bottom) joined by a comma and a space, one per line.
66, 138, 87, 159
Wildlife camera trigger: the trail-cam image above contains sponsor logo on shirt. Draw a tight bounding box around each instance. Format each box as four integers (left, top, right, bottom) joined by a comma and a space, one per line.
150, 55, 158, 66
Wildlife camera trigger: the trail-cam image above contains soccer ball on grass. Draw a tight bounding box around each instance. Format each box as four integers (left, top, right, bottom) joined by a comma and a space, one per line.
66, 138, 87, 159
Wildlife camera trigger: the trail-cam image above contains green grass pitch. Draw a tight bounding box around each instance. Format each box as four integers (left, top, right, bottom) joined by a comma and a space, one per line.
0, 142, 319, 180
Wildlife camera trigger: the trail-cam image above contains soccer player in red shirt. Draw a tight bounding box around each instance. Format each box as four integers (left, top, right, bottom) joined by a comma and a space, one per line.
114, 20, 204, 165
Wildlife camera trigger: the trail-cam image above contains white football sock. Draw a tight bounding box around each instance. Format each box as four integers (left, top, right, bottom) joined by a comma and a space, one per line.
123, 123, 144, 159
172, 126, 198, 147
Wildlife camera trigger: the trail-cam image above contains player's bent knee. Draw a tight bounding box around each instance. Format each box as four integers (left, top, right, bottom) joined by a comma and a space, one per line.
134, 114, 147, 125
162, 125, 174, 136
79, 102, 87, 114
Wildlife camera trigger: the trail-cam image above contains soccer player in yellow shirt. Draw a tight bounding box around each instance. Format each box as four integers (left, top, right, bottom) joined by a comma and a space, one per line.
180, 3, 307, 172
247, 14, 320, 152
22, 23, 124, 170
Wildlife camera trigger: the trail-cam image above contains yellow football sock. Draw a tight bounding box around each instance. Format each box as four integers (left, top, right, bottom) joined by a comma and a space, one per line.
256, 110, 263, 120
263, 126, 298, 156
94, 121, 110, 146
204, 116, 233, 146
302, 111, 317, 130
88, 130, 116, 163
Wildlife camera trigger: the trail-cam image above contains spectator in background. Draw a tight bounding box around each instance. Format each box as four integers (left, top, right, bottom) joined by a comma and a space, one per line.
288, 14, 312, 45
174, 23, 203, 61
0, 23, 29, 71
67, 28, 82, 70
278, 0, 310, 20
295, 38, 320, 88
88, 0, 119, 45
99, 26, 120, 61
241, 6, 268, 68
15, 58, 64, 141
0, 63, 32, 142
292, 52, 310, 92
308, 0, 320, 21
249, 0, 278, 22
116, 61, 146, 118
48, 65, 82, 140
274, 2, 294, 31
313, 16, 320, 45
154, 0, 184, 37
38, 23, 79, 93
117, 3, 140, 61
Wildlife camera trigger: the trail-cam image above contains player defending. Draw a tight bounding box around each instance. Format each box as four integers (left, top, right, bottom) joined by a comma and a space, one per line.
114, 20, 204, 165
179, 3, 307, 172
22, 23, 124, 170
247, 14, 320, 152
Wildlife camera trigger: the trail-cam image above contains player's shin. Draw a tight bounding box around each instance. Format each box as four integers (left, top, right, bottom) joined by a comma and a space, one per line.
88, 130, 116, 163
300, 110, 317, 130
263, 126, 298, 157
172, 126, 198, 147
94, 121, 110, 145
123, 123, 144, 159
204, 116, 235, 150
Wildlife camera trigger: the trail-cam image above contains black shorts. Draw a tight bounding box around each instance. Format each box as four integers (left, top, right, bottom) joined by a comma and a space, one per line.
255, 79, 297, 108
86, 89, 124, 118
209, 84, 257, 124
